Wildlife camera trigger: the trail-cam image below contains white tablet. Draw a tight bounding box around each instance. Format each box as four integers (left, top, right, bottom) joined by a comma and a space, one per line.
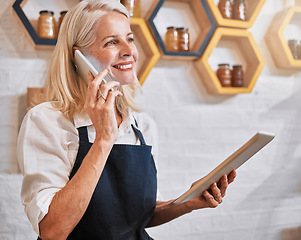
173, 131, 275, 204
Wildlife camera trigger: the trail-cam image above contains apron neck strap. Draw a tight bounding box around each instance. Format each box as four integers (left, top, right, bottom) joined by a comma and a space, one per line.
77, 126, 89, 142
131, 117, 146, 146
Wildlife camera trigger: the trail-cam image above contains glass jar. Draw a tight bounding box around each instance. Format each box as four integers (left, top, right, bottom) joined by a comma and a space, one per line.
232, 0, 246, 21
38, 10, 55, 39
133, 0, 141, 18
121, 0, 135, 17
58, 11, 67, 34
232, 65, 244, 87
216, 64, 232, 87
298, 41, 301, 60
164, 27, 178, 52
288, 39, 299, 59
177, 27, 190, 52
218, 0, 232, 19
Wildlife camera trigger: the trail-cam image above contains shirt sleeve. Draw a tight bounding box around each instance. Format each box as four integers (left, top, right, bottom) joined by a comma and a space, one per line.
17, 103, 79, 235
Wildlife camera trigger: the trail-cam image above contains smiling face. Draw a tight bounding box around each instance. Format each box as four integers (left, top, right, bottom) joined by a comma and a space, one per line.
88, 11, 139, 85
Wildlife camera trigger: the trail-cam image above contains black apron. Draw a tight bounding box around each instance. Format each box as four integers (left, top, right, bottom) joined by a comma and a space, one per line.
38, 123, 157, 240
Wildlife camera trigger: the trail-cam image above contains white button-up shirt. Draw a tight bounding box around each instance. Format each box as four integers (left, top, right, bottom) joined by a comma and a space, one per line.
17, 102, 159, 235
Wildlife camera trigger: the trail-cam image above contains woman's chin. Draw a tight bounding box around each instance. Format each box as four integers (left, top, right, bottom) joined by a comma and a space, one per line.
114, 75, 137, 85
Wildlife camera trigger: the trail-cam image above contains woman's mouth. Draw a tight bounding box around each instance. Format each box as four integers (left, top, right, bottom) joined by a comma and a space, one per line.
113, 63, 133, 70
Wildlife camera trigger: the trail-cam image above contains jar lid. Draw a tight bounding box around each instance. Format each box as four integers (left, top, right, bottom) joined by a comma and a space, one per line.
288, 39, 298, 43
167, 26, 175, 30
39, 10, 54, 15
176, 27, 189, 31
60, 10, 68, 15
233, 65, 242, 68
218, 63, 230, 67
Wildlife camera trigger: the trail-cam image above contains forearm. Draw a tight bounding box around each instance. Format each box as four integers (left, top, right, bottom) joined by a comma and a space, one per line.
147, 200, 193, 227
39, 139, 112, 240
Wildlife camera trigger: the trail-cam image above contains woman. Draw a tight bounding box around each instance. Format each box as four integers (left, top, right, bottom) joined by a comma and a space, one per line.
17, 0, 236, 239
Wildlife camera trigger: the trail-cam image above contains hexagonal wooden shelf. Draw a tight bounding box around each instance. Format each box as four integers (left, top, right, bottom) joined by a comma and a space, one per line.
147, 0, 216, 60
194, 27, 265, 94
130, 18, 160, 85
206, 0, 266, 29
13, 0, 57, 47
266, 6, 301, 69
27, 87, 47, 111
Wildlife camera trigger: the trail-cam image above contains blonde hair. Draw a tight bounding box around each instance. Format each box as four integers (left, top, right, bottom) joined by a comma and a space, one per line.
45, 0, 141, 119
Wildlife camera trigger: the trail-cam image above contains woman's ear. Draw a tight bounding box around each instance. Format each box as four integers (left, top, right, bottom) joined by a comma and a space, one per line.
72, 46, 79, 56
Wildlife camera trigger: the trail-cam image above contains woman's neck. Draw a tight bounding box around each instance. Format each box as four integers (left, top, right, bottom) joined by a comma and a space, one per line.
115, 106, 123, 128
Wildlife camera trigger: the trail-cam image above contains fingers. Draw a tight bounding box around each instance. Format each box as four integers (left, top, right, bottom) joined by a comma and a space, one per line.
202, 182, 224, 208
199, 171, 237, 209
203, 190, 219, 208
86, 71, 108, 105
98, 80, 120, 101
210, 183, 223, 204
105, 89, 123, 106
217, 170, 237, 197
218, 175, 228, 197
86, 70, 121, 105
228, 170, 237, 184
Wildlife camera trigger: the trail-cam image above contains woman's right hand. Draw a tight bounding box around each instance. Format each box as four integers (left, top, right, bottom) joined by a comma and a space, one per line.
84, 70, 123, 145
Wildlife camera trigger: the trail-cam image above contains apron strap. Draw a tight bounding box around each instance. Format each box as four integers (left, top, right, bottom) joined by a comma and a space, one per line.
131, 117, 147, 146
77, 126, 89, 142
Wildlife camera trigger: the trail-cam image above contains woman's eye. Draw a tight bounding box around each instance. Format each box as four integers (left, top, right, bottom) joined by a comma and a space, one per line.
104, 40, 116, 47
128, 37, 134, 43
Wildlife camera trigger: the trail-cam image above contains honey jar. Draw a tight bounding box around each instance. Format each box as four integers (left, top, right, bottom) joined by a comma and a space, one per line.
132, 0, 141, 18
218, 0, 232, 19
58, 11, 67, 34
38, 10, 56, 39
288, 39, 299, 59
164, 27, 178, 52
232, 0, 246, 21
177, 27, 190, 52
217, 63, 232, 87
121, 0, 135, 17
232, 65, 244, 87
298, 41, 301, 59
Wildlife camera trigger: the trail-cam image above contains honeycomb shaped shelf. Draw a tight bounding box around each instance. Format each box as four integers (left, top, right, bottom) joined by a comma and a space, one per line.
130, 18, 160, 85
266, 6, 301, 69
147, 0, 216, 59
206, 0, 266, 29
194, 27, 265, 94
27, 87, 47, 111
13, 0, 62, 48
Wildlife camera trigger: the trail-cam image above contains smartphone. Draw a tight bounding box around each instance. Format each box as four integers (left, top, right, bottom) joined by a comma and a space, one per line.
74, 49, 108, 84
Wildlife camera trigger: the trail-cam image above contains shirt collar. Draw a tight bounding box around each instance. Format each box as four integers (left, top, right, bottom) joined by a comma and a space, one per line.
73, 108, 135, 135
118, 108, 135, 137
73, 110, 93, 129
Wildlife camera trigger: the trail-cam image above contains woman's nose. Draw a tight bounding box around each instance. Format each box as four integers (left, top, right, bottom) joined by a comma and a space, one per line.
119, 41, 134, 57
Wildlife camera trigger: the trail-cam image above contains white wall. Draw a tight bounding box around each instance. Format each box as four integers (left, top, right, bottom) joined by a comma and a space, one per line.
1, 0, 301, 239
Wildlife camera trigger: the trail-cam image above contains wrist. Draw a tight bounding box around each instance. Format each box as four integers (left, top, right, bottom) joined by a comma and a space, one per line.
184, 199, 203, 212
183, 201, 194, 213
93, 136, 114, 150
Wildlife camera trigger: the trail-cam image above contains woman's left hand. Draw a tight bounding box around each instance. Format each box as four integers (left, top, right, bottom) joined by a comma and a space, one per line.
187, 170, 236, 210
148, 170, 237, 227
